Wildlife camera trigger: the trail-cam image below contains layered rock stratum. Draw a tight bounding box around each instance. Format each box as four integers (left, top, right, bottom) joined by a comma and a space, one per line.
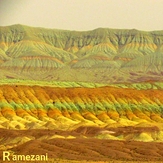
0, 82, 162, 162
0, 24, 163, 83
0, 83, 162, 132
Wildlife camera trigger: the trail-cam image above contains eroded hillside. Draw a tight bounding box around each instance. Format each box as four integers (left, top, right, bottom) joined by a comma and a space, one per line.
0, 83, 163, 162
1, 25, 163, 83
0, 83, 162, 142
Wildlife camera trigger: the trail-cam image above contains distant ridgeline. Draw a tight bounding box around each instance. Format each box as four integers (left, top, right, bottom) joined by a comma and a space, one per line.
0, 24, 163, 83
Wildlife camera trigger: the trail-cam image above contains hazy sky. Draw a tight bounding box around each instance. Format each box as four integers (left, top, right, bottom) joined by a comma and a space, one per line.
0, 0, 163, 31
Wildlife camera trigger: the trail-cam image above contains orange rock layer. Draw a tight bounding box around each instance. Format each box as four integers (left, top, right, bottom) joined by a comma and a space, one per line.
0, 85, 162, 130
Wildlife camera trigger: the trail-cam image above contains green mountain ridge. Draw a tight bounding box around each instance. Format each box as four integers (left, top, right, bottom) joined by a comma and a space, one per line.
0, 24, 163, 83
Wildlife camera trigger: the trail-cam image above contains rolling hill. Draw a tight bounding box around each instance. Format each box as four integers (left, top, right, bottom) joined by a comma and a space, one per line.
1, 24, 163, 83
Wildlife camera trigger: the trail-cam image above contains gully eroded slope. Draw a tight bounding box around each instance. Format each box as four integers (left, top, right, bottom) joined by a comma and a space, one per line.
0, 84, 163, 142
1, 25, 163, 83
0, 84, 163, 162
